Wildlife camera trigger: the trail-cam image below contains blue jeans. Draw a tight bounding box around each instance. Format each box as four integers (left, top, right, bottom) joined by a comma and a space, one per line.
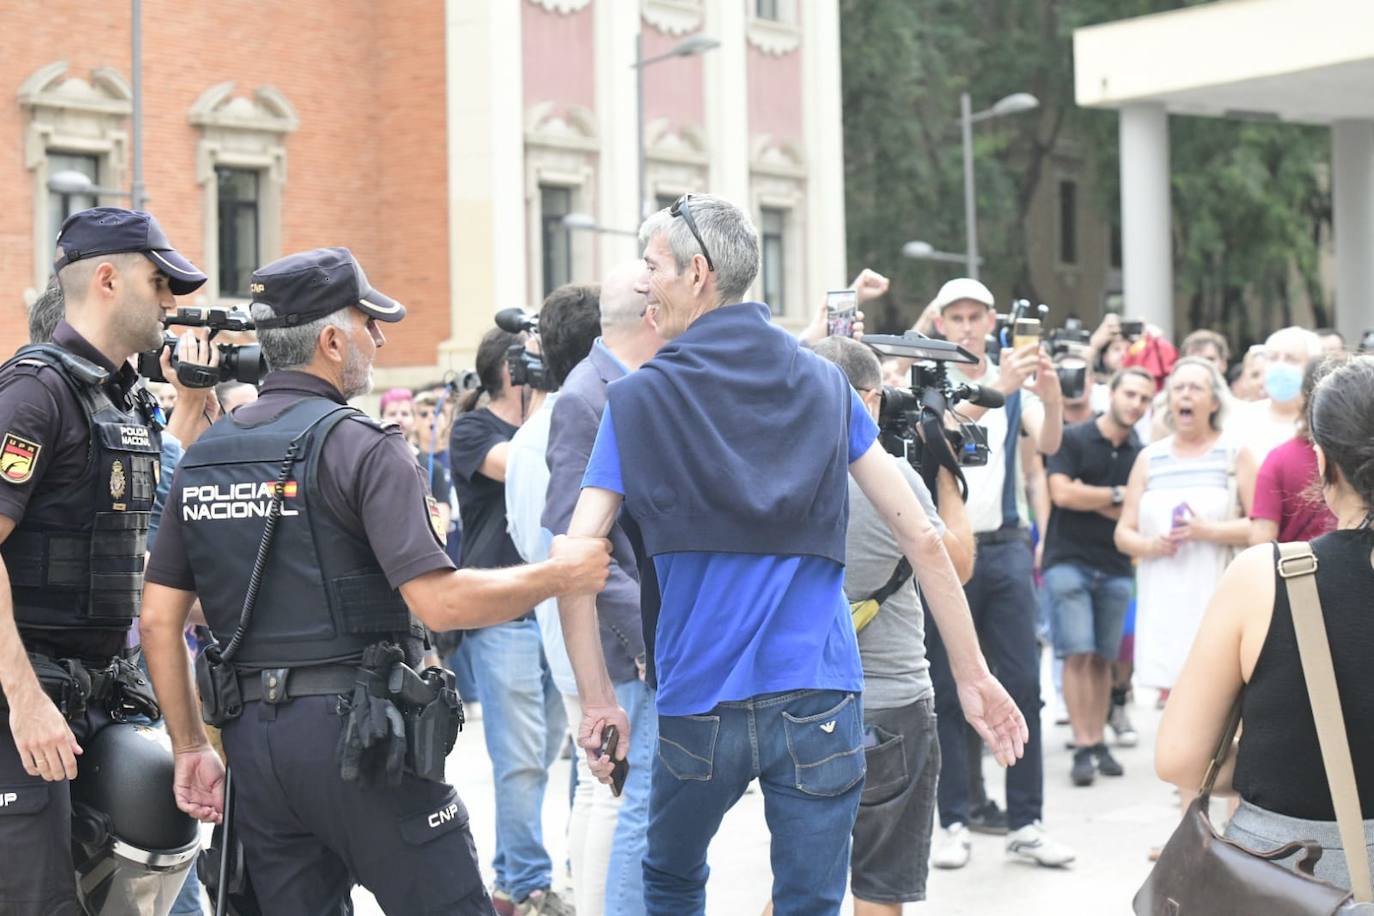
605, 679, 657, 916
1043, 562, 1134, 660
463, 619, 568, 899
926, 535, 1044, 831
644, 689, 865, 916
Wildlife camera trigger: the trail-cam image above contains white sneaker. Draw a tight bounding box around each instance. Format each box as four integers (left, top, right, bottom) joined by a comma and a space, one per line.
1006, 821, 1076, 867
932, 823, 972, 869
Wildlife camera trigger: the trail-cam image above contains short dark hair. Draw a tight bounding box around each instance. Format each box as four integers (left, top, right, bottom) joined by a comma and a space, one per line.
1110, 366, 1156, 392
539, 284, 601, 388
812, 336, 881, 392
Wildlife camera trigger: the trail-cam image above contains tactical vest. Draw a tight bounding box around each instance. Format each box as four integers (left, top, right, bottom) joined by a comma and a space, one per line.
0, 345, 160, 633
176, 397, 423, 669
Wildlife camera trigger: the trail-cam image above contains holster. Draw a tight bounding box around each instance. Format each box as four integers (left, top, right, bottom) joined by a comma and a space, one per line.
26, 653, 92, 719
98, 653, 162, 722
196, 647, 244, 727
406, 666, 464, 784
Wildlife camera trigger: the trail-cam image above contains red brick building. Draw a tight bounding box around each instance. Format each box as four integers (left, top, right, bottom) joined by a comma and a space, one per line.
3, 0, 845, 385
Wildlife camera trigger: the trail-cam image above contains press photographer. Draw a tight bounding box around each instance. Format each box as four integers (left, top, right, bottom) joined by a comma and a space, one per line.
924, 277, 1071, 871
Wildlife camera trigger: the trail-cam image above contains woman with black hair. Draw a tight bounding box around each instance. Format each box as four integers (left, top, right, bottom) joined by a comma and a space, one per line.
448, 325, 573, 915
1157, 355, 1374, 891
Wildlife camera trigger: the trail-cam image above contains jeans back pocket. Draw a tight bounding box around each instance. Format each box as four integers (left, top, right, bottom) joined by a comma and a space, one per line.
781, 692, 865, 797
657, 714, 719, 782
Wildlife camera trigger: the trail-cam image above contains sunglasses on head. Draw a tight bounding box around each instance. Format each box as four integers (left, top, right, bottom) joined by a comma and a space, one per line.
669, 194, 716, 272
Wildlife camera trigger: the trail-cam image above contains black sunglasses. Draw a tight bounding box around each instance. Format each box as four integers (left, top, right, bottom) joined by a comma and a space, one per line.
669, 194, 716, 272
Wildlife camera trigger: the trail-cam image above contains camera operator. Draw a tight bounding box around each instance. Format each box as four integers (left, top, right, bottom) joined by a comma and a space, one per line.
925, 277, 1072, 871
813, 336, 975, 913
451, 321, 574, 914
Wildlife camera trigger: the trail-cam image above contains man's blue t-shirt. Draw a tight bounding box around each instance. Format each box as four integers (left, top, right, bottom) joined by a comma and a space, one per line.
583, 387, 878, 717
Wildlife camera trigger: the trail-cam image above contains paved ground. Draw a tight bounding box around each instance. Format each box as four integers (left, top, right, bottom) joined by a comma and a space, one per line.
348, 658, 1192, 915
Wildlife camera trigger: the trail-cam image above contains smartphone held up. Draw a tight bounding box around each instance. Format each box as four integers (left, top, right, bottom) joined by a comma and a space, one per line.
826, 289, 858, 338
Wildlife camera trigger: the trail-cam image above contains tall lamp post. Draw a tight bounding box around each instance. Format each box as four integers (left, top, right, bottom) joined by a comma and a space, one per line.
960, 91, 1038, 279
633, 34, 719, 222
901, 239, 981, 267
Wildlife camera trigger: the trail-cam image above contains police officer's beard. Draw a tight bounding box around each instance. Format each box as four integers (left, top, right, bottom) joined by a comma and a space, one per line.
340, 345, 373, 400
113, 289, 166, 355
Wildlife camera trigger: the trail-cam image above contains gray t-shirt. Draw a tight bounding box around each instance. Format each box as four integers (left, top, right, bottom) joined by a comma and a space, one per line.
845, 456, 943, 710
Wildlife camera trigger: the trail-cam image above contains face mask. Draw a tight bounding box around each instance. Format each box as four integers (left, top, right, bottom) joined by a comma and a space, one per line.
1264, 362, 1303, 403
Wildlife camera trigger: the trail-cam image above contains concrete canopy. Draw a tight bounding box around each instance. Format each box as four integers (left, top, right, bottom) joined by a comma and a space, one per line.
1074, 0, 1374, 125
1073, 0, 1374, 344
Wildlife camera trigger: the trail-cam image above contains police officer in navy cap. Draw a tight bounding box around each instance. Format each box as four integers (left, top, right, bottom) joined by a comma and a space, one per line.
0, 207, 215, 913
140, 247, 612, 915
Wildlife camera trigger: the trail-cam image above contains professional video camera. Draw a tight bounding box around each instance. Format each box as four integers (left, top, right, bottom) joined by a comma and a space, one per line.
1047, 317, 1091, 358
863, 333, 1006, 503
138, 306, 268, 389
494, 307, 554, 392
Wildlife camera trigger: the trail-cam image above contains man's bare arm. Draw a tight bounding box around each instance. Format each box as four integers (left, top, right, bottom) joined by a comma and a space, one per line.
554, 487, 623, 708
400, 537, 611, 634
851, 442, 1027, 766
140, 583, 209, 753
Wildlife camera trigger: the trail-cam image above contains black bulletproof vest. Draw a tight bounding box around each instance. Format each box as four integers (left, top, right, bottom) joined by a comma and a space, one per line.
1, 345, 160, 633
176, 396, 422, 669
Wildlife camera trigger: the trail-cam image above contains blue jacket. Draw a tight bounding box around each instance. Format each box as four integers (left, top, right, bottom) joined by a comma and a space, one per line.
542, 342, 646, 684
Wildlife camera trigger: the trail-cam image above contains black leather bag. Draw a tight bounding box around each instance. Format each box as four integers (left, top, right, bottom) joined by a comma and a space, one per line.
1134, 543, 1374, 916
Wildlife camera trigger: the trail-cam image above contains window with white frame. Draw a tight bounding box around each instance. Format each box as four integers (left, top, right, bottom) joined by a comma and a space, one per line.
760, 207, 788, 309
19, 63, 132, 290
190, 82, 298, 301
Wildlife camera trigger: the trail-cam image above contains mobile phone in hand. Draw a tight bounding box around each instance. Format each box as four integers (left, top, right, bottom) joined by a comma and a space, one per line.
826, 290, 858, 338
601, 725, 629, 798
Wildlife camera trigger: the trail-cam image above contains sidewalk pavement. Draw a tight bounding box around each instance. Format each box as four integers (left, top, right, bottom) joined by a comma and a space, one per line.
353, 666, 1188, 915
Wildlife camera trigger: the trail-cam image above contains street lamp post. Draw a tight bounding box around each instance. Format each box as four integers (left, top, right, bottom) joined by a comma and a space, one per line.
562, 213, 639, 238
632, 34, 719, 223
959, 91, 1039, 280
901, 239, 981, 266
130, 0, 145, 211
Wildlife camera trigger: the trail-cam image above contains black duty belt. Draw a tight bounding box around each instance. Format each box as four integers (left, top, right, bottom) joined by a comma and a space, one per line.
975, 527, 1030, 546
237, 664, 359, 705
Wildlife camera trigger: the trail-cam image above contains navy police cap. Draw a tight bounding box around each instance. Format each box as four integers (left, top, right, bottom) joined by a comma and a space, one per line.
53, 207, 207, 296
249, 247, 405, 329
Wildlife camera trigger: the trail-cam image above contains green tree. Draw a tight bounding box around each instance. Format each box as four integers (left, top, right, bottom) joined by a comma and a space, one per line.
841, 0, 1332, 351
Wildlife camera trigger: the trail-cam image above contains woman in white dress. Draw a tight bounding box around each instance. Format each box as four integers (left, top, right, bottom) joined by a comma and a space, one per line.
1115, 357, 1257, 693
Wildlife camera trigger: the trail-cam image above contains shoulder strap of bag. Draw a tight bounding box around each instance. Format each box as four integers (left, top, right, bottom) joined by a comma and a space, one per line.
865, 558, 913, 608
1278, 540, 1374, 903
1199, 696, 1243, 799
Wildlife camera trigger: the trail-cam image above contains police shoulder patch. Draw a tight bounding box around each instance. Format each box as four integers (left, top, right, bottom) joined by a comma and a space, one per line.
0, 433, 41, 484
425, 496, 446, 544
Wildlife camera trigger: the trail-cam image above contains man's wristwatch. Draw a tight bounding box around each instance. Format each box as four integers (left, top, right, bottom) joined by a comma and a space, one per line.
1110, 485, 1125, 506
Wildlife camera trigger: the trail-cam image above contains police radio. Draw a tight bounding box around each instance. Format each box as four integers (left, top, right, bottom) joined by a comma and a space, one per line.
138, 307, 268, 389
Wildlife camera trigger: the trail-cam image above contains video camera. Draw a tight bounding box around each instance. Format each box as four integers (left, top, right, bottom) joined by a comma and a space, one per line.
864, 333, 1005, 503
137, 307, 268, 389
494, 307, 554, 392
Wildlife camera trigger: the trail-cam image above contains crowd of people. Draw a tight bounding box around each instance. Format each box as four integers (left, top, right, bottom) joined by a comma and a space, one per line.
7, 193, 1374, 916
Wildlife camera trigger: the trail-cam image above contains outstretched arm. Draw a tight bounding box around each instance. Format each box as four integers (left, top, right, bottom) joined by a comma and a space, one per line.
850, 442, 1027, 766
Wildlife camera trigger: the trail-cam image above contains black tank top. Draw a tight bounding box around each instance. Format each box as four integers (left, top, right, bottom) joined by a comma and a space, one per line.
1233, 530, 1374, 820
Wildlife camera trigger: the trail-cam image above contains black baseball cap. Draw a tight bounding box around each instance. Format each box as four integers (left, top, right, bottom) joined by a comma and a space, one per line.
249, 247, 405, 329
53, 207, 207, 296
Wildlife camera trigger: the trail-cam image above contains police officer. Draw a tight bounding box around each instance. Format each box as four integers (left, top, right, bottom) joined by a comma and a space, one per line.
140, 247, 612, 916
0, 207, 211, 912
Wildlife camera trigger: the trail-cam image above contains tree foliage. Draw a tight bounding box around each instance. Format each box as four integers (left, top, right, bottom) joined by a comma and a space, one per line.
840, 0, 1332, 348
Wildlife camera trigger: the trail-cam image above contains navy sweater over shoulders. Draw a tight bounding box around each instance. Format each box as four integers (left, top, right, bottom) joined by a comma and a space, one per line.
607, 301, 852, 564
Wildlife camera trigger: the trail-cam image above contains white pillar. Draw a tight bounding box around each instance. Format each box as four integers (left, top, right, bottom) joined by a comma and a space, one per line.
703, 0, 750, 205
801, 0, 847, 308
1118, 104, 1172, 339
442, 0, 526, 369
595, 0, 641, 273
1332, 120, 1374, 345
